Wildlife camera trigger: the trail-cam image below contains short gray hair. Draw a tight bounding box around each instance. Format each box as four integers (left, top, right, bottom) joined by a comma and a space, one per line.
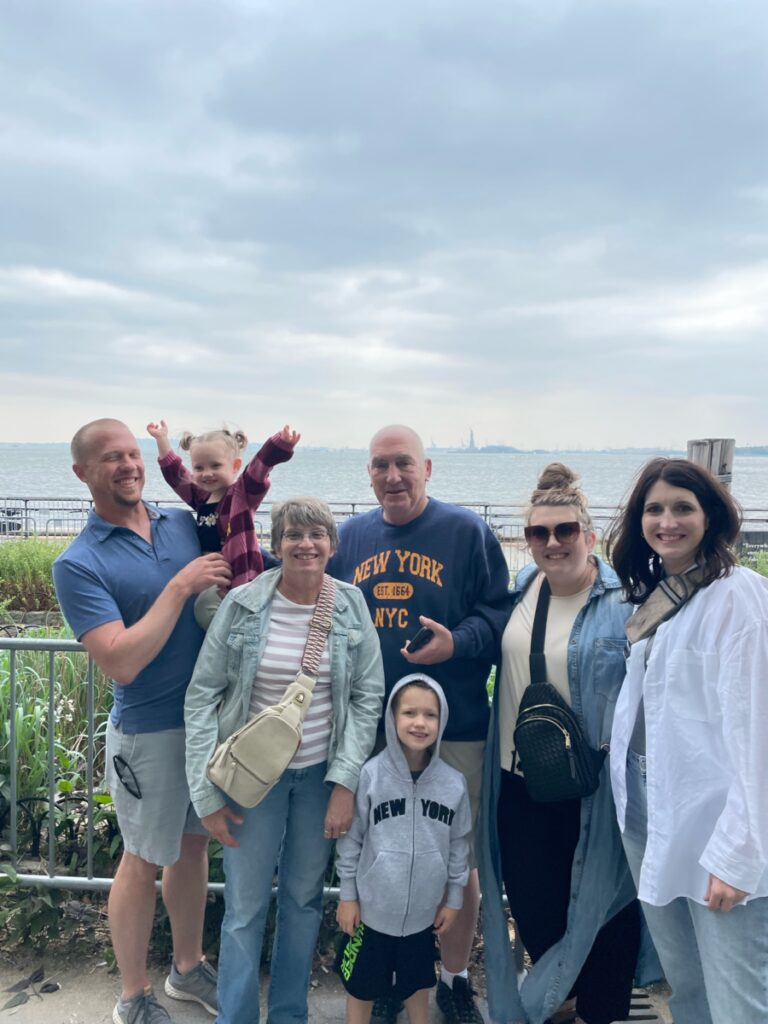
271, 497, 339, 550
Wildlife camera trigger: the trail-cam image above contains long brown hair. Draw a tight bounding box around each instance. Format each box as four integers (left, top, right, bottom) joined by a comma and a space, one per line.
605, 458, 741, 603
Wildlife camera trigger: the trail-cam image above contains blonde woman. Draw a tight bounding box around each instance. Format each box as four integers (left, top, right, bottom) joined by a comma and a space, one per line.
481, 465, 654, 1024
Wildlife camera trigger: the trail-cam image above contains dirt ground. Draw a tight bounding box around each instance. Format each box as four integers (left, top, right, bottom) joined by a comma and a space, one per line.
0, 946, 671, 1024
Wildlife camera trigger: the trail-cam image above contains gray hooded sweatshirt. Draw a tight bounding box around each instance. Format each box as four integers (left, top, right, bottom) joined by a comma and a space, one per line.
336, 674, 471, 936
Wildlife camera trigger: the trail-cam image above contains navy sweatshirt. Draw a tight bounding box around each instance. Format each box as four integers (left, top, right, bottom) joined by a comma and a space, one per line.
329, 498, 511, 742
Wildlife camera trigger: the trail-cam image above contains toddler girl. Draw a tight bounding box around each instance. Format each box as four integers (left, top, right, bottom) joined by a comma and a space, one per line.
147, 420, 299, 623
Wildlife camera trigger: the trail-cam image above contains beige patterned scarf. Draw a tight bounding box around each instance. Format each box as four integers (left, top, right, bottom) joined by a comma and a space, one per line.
624, 565, 706, 645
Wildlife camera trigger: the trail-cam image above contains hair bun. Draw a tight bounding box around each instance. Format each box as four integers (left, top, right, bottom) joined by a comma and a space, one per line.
535, 462, 579, 493
527, 462, 592, 527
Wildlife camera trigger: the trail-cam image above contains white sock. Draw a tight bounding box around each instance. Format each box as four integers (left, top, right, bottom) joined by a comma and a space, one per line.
440, 968, 468, 989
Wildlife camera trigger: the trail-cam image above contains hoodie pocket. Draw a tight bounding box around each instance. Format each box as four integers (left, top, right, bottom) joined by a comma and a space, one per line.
410, 848, 450, 912
358, 851, 412, 916
358, 847, 448, 921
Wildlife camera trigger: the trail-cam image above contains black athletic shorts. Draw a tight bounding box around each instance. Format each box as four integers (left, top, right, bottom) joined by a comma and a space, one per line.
335, 921, 437, 1001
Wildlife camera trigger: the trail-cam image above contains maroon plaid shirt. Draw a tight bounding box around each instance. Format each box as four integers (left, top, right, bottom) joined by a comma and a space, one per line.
158, 432, 295, 589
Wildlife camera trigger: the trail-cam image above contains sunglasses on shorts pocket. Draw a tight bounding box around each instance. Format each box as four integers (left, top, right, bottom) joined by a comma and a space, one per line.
523, 521, 584, 546
112, 754, 142, 799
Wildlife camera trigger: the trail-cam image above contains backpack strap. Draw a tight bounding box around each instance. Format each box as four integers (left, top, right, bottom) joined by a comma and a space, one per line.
528, 576, 551, 685
300, 574, 336, 681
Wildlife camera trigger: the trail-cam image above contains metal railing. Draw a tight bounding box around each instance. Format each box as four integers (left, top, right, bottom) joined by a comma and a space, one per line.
1, 637, 126, 890
0, 496, 380, 540
5, 495, 768, 576
1, 637, 335, 896
4, 494, 768, 537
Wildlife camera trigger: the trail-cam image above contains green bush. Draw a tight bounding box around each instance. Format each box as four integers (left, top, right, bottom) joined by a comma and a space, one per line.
744, 550, 768, 577
0, 539, 68, 612
1, 629, 112, 803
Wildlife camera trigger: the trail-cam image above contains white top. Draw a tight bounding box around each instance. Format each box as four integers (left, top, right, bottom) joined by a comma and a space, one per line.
611, 566, 768, 906
249, 592, 333, 768
498, 573, 592, 773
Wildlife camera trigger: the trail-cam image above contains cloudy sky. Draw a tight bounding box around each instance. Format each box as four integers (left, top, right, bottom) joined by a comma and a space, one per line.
2, 0, 767, 449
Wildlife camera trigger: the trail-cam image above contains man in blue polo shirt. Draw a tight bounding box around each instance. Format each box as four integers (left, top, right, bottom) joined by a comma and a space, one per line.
53, 419, 231, 1024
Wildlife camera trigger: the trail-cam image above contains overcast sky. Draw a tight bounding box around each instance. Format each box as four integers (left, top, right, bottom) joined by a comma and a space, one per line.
1, 0, 767, 449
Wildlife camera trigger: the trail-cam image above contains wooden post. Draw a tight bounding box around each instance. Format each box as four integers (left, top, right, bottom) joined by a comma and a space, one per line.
687, 438, 735, 490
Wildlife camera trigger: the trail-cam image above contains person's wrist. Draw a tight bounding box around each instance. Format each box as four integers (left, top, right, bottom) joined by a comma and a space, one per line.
168, 571, 193, 602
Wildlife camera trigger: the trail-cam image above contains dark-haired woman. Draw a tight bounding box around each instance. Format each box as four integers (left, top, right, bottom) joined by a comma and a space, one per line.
481, 465, 656, 1024
607, 458, 768, 1024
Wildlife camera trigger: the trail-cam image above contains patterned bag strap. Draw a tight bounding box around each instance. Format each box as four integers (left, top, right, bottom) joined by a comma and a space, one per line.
300, 574, 336, 680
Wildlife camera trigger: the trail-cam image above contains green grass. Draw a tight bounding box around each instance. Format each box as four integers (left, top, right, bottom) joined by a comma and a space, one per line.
0, 539, 68, 612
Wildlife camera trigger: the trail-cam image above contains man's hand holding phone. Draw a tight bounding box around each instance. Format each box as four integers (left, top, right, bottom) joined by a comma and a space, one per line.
401, 616, 455, 665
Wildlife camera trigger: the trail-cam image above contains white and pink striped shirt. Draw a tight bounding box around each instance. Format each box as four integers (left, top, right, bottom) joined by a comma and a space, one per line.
248, 592, 333, 769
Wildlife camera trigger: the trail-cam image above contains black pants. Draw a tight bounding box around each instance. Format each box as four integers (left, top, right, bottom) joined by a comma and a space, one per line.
498, 770, 640, 1024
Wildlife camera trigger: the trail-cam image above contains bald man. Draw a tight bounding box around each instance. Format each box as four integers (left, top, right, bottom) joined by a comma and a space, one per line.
329, 425, 511, 1024
53, 419, 231, 1024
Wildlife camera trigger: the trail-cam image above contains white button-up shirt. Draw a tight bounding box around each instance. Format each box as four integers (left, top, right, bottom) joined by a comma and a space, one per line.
611, 566, 768, 906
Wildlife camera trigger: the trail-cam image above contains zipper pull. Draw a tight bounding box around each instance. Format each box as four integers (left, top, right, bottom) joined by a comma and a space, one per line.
565, 734, 577, 780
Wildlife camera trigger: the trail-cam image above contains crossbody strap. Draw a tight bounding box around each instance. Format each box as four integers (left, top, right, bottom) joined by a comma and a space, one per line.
528, 576, 551, 685
300, 574, 336, 681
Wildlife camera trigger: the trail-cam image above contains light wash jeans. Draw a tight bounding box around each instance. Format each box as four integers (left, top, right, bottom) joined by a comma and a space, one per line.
622, 751, 768, 1024
217, 762, 332, 1024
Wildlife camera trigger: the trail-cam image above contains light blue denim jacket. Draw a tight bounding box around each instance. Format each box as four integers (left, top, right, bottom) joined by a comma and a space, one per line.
479, 559, 660, 1024
184, 568, 385, 819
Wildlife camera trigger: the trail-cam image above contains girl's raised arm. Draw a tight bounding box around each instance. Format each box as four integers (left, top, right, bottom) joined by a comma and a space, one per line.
147, 419, 172, 459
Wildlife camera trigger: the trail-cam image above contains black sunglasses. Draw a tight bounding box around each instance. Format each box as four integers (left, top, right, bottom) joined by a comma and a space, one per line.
524, 521, 584, 546
112, 754, 142, 799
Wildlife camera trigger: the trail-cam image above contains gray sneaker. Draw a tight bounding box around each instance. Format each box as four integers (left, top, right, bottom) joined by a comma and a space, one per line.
164, 957, 218, 1016
113, 986, 171, 1024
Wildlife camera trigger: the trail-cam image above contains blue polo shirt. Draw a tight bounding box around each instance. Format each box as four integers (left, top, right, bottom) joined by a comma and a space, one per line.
53, 504, 205, 733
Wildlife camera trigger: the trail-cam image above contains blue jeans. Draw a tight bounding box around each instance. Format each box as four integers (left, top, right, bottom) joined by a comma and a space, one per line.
217, 762, 332, 1024
622, 751, 768, 1024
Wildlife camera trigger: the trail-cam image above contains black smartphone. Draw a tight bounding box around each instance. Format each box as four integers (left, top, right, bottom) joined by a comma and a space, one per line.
406, 625, 434, 653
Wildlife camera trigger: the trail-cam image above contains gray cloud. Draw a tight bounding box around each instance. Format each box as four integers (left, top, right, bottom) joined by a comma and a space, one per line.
1, 0, 767, 449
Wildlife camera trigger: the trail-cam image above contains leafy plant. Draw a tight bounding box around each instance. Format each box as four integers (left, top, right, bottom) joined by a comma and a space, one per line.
742, 549, 768, 577
0, 538, 68, 612
1, 634, 112, 813
0, 876, 103, 953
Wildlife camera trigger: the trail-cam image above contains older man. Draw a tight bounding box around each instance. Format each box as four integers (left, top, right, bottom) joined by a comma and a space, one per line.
329, 425, 510, 1024
53, 419, 231, 1024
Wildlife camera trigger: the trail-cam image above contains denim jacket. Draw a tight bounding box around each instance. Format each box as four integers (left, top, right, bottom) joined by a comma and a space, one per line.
184, 568, 385, 819
479, 559, 660, 1024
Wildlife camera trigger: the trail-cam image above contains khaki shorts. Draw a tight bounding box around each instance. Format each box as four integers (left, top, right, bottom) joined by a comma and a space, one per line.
439, 740, 485, 870
106, 720, 206, 867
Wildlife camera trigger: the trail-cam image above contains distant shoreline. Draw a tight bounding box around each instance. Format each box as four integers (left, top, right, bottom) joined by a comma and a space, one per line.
3, 442, 768, 457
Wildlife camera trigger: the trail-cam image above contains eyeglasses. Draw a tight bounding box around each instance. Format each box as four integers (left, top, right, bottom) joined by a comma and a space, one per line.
282, 528, 330, 543
524, 521, 584, 546
112, 755, 141, 799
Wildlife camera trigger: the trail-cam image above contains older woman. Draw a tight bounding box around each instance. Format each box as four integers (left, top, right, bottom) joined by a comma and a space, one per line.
480, 464, 655, 1024
184, 497, 384, 1024
606, 459, 768, 1024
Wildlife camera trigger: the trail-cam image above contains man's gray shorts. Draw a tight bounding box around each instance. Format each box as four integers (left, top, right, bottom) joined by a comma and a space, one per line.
106, 720, 206, 867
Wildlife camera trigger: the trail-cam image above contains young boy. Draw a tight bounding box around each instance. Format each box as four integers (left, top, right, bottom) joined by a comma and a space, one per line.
335, 674, 471, 1024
